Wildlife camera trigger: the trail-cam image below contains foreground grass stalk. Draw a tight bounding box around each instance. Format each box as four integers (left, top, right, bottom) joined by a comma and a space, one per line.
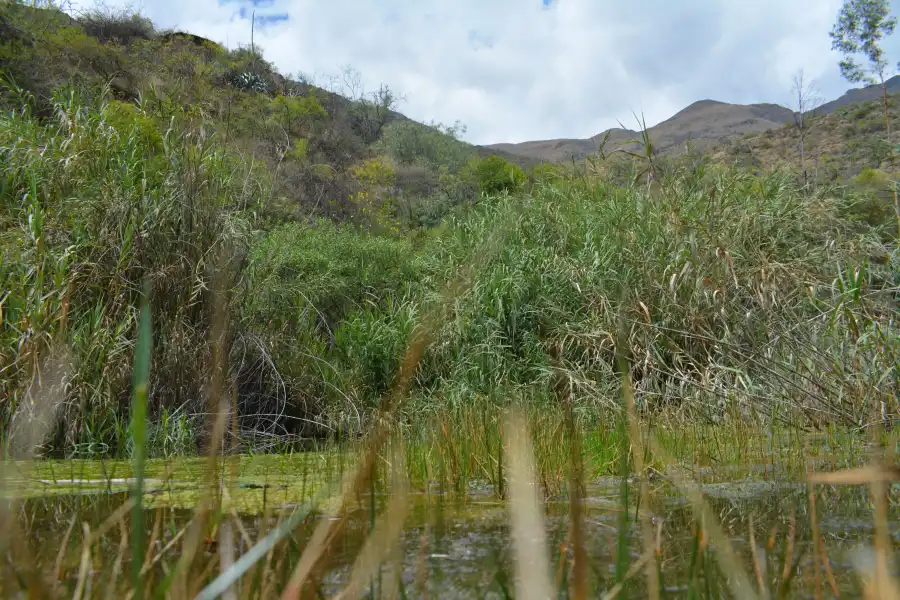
620, 366, 660, 600
504, 412, 554, 600
129, 285, 152, 599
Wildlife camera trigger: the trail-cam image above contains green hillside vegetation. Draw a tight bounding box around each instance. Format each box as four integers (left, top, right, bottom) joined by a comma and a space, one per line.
0, 2, 897, 460
0, 3, 564, 454
710, 95, 900, 188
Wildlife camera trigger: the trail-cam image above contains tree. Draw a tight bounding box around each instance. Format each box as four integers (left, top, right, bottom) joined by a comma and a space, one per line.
789, 69, 823, 186
830, 0, 899, 232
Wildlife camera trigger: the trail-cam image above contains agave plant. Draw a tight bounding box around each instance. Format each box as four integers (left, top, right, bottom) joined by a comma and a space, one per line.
228, 71, 270, 94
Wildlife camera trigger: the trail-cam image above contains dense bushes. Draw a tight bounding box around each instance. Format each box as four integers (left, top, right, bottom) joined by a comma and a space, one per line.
0, 91, 260, 455
240, 166, 898, 432
466, 154, 527, 195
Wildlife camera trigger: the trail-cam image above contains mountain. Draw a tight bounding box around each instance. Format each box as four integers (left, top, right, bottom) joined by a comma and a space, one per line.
486, 78, 900, 163
815, 74, 900, 114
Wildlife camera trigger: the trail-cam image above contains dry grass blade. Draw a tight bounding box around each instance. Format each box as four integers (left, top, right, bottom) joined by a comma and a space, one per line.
819, 533, 840, 598
808, 463, 900, 598
851, 546, 900, 600
748, 515, 769, 600
4, 349, 71, 461
53, 514, 78, 589
280, 209, 512, 599
504, 411, 554, 600
621, 369, 660, 600
140, 516, 190, 576
643, 435, 758, 600
72, 522, 92, 600
105, 520, 129, 600
218, 519, 238, 600
553, 345, 588, 600
194, 484, 333, 600
871, 477, 895, 600
807, 465, 900, 484
0, 349, 71, 597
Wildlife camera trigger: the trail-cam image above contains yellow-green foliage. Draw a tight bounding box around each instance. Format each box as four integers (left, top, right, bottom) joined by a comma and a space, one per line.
104, 100, 163, 151
273, 92, 328, 130
287, 138, 309, 160
529, 162, 564, 183
351, 156, 396, 188
349, 156, 402, 233
855, 167, 890, 186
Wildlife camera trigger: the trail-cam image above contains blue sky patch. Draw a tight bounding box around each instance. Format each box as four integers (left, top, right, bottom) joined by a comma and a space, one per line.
221, 0, 276, 6
235, 5, 288, 26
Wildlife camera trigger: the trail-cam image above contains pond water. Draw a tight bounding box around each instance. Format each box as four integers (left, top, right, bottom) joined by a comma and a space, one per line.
2, 454, 897, 598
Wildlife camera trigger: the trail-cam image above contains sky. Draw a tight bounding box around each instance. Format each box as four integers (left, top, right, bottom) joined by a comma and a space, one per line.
64, 0, 900, 145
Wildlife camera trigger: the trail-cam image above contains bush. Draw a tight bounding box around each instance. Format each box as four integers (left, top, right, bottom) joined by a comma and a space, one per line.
466, 154, 526, 196
241, 222, 421, 426
855, 167, 890, 186
79, 8, 154, 44
244, 222, 418, 333
378, 120, 473, 172
0, 92, 258, 455
398, 169, 896, 425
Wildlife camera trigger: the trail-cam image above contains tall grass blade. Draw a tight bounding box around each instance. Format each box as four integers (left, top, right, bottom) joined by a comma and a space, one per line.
194, 490, 327, 600
130, 282, 153, 599
504, 411, 554, 600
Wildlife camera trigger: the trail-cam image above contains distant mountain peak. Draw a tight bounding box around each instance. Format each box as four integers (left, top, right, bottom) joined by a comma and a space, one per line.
485, 78, 900, 163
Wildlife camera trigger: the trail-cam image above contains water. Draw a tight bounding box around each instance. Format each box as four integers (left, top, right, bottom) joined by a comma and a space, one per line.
1, 454, 896, 598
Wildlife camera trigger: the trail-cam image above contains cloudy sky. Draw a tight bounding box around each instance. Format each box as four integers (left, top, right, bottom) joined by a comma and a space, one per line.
65, 0, 900, 145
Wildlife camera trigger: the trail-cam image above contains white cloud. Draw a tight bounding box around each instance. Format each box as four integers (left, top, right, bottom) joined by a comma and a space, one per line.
66, 0, 900, 144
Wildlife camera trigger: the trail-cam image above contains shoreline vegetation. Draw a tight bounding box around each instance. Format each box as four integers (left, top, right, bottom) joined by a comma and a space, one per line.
1, 1, 899, 598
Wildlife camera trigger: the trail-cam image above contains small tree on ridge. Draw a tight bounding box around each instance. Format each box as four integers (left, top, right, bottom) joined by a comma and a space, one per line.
830, 0, 899, 232
790, 69, 823, 187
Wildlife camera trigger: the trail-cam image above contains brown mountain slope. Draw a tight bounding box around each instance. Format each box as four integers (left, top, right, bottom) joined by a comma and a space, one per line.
487, 77, 900, 164
815, 74, 900, 115
488, 100, 795, 162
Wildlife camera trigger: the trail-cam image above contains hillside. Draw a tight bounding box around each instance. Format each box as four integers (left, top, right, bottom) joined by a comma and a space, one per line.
816, 74, 900, 114
488, 77, 900, 164
709, 93, 900, 186
0, 2, 540, 452
1, 3, 899, 598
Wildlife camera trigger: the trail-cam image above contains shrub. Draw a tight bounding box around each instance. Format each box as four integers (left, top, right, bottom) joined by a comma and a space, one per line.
242, 222, 420, 425
378, 120, 474, 172
79, 7, 154, 44
466, 154, 526, 196
855, 167, 890, 186
0, 92, 258, 455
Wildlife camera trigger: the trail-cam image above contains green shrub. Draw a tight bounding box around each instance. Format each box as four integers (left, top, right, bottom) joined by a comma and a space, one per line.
466, 154, 526, 196
855, 167, 890, 186
0, 92, 258, 455
378, 120, 473, 171
244, 222, 419, 333
241, 222, 421, 426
